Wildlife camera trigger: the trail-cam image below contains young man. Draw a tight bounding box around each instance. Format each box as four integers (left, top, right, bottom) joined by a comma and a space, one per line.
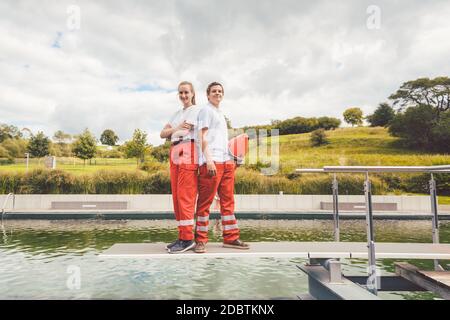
194, 82, 249, 253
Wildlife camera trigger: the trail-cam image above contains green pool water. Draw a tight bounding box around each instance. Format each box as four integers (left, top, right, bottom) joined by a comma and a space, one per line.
0, 219, 448, 300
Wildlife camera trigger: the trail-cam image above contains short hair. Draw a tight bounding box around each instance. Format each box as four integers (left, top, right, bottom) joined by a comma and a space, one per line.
206, 82, 224, 95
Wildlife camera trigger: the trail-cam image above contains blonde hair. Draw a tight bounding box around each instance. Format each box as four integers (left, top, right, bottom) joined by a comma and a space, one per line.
178, 81, 196, 105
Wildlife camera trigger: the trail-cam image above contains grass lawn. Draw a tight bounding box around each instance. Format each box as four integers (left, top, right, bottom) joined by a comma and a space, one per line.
438, 196, 450, 205
1, 157, 141, 175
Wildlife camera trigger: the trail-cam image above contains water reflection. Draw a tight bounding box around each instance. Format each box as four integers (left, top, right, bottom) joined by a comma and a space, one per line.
0, 219, 448, 300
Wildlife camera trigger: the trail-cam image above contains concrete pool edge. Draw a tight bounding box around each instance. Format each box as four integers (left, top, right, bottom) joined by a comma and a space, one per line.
3, 210, 450, 220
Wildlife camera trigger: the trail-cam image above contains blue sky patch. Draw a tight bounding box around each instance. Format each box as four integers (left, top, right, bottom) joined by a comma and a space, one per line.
51, 32, 63, 48
119, 83, 175, 93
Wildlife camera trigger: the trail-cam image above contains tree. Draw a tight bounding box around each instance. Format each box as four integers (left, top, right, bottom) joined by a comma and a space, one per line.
317, 117, 341, 130
72, 129, 97, 165
27, 131, 50, 158
343, 108, 363, 127
53, 130, 72, 144
366, 103, 395, 127
2, 138, 28, 158
388, 104, 450, 152
100, 129, 119, 146
310, 128, 329, 146
389, 77, 450, 119
0, 124, 23, 143
123, 129, 150, 166
387, 77, 450, 152
52, 130, 72, 157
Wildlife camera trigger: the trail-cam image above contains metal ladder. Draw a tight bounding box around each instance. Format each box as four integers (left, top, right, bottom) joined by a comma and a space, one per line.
1, 193, 15, 223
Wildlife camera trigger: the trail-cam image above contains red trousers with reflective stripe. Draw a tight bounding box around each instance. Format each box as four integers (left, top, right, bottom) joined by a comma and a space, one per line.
170, 141, 198, 241
195, 161, 239, 243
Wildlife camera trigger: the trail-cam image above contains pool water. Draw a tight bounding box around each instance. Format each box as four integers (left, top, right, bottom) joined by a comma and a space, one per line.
0, 219, 449, 300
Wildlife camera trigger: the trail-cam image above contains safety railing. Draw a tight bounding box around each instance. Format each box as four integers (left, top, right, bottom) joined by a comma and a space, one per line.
1, 193, 15, 223
295, 165, 450, 295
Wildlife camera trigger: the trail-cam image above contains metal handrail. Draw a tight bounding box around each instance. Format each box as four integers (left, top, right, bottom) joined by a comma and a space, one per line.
296, 165, 450, 173
1, 193, 15, 223
294, 164, 449, 294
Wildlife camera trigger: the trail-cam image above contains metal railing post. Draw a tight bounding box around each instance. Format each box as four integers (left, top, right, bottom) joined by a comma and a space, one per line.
1, 193, 15, 224
429, 174, 441, 271
364, 172, 378, 295
332, 174, 340, 242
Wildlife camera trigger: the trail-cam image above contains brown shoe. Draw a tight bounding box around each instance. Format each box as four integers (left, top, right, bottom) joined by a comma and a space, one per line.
223, 239, 250, 250
194, 242, 206, 253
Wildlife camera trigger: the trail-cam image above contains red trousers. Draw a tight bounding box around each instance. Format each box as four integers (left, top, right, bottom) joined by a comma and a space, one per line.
195, 161, 239, 243
169, 141, 198, 241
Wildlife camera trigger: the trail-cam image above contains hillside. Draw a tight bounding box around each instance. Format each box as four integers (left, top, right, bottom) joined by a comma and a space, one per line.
258, 127, 450, 175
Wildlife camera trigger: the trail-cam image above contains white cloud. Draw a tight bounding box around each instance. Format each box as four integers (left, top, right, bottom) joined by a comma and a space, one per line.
1, 0, 450, 146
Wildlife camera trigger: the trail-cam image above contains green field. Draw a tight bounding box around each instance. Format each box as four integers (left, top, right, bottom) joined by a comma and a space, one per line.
273, 127, 449, 173
0, 157, 140, 175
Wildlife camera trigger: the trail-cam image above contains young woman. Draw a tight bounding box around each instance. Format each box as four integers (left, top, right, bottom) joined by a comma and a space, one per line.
160, 81, 200, 253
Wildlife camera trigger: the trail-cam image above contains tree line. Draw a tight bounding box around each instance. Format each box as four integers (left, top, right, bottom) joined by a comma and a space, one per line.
0, 126, 151, 166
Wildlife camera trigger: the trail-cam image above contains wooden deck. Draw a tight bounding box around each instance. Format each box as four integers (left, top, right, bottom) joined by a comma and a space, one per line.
99, 242, 450, 259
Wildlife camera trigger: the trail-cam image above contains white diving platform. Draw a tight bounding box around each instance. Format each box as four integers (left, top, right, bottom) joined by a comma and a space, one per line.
99, 242, 450, 260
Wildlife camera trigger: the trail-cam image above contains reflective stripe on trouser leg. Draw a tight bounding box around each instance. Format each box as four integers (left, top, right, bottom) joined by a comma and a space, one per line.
179, 219, 195, 226
176, 143, 198, 241
218, 162, 239, 242
195, 164, 223, 243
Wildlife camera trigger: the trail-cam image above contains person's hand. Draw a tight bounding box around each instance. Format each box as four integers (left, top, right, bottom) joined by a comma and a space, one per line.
172, 121, 192, 140
176, 121, 191, 131
207, 161, 217, 176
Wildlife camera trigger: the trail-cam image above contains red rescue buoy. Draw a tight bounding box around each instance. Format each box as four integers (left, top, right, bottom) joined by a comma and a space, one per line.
228, 133, 249, 165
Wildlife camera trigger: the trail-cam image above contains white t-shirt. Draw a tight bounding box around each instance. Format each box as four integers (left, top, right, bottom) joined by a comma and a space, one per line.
167, 105, 200, 142
198, 103, 231, 165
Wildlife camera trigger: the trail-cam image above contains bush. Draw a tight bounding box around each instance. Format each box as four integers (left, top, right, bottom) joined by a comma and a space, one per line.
96, 148, 124, 158
0, 157, 14, 165
0, 171, 21, 194
310, 129, 329, 147
140, 159, 168, 172
389, 105, 450, 152
0, 145, 10, 158
0, 168, 446, 195
150, 142, 171, 162
19, 169, 76, 194
142, 171, 171, 194
50, 143, 73, 157
91, 170, 144, 194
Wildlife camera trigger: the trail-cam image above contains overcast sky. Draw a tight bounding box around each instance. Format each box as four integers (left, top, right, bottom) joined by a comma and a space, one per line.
1, 0, 450, 145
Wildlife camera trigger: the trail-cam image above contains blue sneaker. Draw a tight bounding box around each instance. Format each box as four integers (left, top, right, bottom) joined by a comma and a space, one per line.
168, 240, 195, 254
166, 239, 179, 250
